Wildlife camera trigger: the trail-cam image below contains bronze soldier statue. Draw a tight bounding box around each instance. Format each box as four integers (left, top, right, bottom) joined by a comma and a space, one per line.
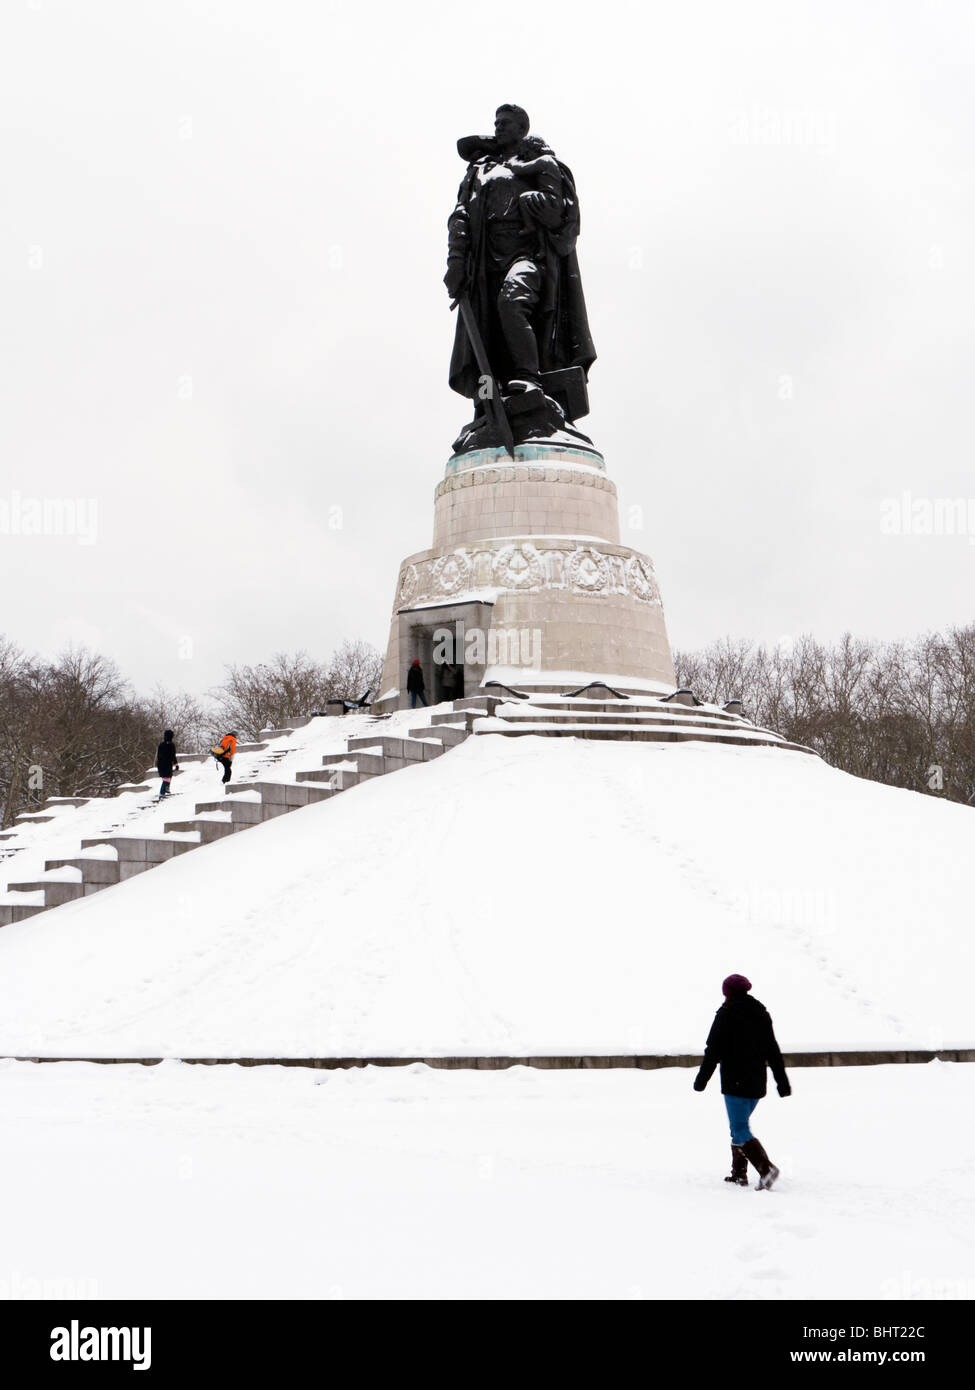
445, 105, 597, 455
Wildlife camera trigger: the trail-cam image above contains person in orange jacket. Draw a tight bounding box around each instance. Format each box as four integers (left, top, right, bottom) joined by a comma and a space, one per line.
210, 731, 238, 784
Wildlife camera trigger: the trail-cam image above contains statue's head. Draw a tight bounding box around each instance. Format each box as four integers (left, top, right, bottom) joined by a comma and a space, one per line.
495, 105, 530, 149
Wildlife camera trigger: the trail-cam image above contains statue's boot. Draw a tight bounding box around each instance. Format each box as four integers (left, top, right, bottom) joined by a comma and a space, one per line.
504, 381, 546, 414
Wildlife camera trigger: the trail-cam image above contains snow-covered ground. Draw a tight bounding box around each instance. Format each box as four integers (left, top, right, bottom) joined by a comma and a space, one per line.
1, 1058, 971, 1300
2, 732, 971, 1301
0, 736, 971, 1057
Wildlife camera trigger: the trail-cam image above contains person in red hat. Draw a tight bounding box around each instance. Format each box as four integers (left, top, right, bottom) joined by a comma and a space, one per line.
693, 974, 791, 1190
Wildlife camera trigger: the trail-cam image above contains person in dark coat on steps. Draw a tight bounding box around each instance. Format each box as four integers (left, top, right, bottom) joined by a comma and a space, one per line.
407, 658, 427, 709
155, 730, 179, 798
693, 974, 791, 1190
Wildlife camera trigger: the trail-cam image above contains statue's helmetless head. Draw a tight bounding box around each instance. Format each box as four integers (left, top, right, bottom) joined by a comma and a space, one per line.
495, 105, 530, 146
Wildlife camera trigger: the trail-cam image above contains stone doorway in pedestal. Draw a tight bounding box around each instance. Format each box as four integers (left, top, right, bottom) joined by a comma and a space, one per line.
400, 599, 494, 709
435, 656, 464, 703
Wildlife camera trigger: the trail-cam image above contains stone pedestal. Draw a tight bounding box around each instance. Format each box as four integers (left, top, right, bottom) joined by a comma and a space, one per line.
374, 442, 675, 710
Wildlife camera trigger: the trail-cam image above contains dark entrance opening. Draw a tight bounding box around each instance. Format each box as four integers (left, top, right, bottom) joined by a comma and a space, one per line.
409, 621, 465, 705
400, 599, 494, 712
435, 658, 465, 704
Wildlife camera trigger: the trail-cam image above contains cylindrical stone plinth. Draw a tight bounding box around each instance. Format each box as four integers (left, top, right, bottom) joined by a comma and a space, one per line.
375, 442, 675, 709
432, 443, 620, 550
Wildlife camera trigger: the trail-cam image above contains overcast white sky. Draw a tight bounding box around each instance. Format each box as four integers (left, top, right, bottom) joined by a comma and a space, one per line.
2, 0, 973, 696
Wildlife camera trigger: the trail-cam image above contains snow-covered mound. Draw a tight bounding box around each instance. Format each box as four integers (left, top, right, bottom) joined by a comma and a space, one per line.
0, 737, 969, 1057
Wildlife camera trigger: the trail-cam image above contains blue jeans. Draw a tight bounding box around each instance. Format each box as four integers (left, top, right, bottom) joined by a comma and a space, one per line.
724, 1095, 760, 1146
409, 690, 427, 708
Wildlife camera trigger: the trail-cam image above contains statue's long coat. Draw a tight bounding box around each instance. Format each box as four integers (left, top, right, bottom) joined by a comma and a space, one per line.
447, 149, 597, 402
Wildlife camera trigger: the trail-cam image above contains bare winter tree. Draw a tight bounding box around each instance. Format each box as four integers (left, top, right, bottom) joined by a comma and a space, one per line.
208, 641, 383, 740
0, 637, 41, 827
34, 647, 154, 802
208, 652, 330, 741
0, 641, 159, 824
138, 686, 213, 757
674, 625, 975, 807
325, 639, 383, 704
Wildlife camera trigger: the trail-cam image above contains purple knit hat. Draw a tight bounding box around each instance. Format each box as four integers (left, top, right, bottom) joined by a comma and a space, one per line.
722, 973, 752, 997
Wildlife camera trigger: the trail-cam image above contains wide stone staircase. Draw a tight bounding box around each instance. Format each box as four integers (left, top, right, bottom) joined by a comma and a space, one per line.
466, 688, 813, 753
0, 690, 808, 928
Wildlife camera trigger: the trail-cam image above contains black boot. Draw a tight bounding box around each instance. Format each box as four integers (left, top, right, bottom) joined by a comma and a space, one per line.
742, 1137, 780, 1190
724, 1144, 749, 1185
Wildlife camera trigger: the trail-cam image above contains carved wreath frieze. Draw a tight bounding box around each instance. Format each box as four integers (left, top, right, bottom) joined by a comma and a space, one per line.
398, 544, 662, 609
565, 546, 610, 592
493, 543, 545, 590
433, 551, 472, 595
398, 564, 419, 603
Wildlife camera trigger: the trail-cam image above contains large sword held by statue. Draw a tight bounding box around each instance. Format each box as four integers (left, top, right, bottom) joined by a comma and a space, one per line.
451, 295, 516, 459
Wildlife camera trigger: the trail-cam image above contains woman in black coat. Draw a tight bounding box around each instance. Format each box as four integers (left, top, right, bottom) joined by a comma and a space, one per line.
155, 730, 179, 798
693, 974, 791, 1189
406, 658, 427, 709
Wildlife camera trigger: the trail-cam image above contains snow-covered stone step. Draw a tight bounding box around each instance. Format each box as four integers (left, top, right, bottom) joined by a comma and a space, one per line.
7, 874, 86, 907
294, 769, 356, 789
0, 890, 46, 926
495, 708, 754, 732
474, 720, 810, 752
285, 783, 338, 805
194, 798, 264, 825
346, 736, 412, 763
513, 699, 693, 717
228, 779, 338, 807
428, 710, 489, 728
480, 719, 732, 738
449, 695, 501, 714
211, 787, 287, 820
79, 835, 200, 881
405, 725, 469, 749
163, 815, 238, 844
524, 698, 740, 718
214, 781, 315, 818
45, 856, 122, 887
347, 735, 405, 756
80, 835, 199, 860
320, 750, 385, 775
350, 733, 461, 765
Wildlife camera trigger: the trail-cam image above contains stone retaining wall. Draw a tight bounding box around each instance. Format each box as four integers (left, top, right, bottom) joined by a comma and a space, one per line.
10, 1051, 974, 1068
